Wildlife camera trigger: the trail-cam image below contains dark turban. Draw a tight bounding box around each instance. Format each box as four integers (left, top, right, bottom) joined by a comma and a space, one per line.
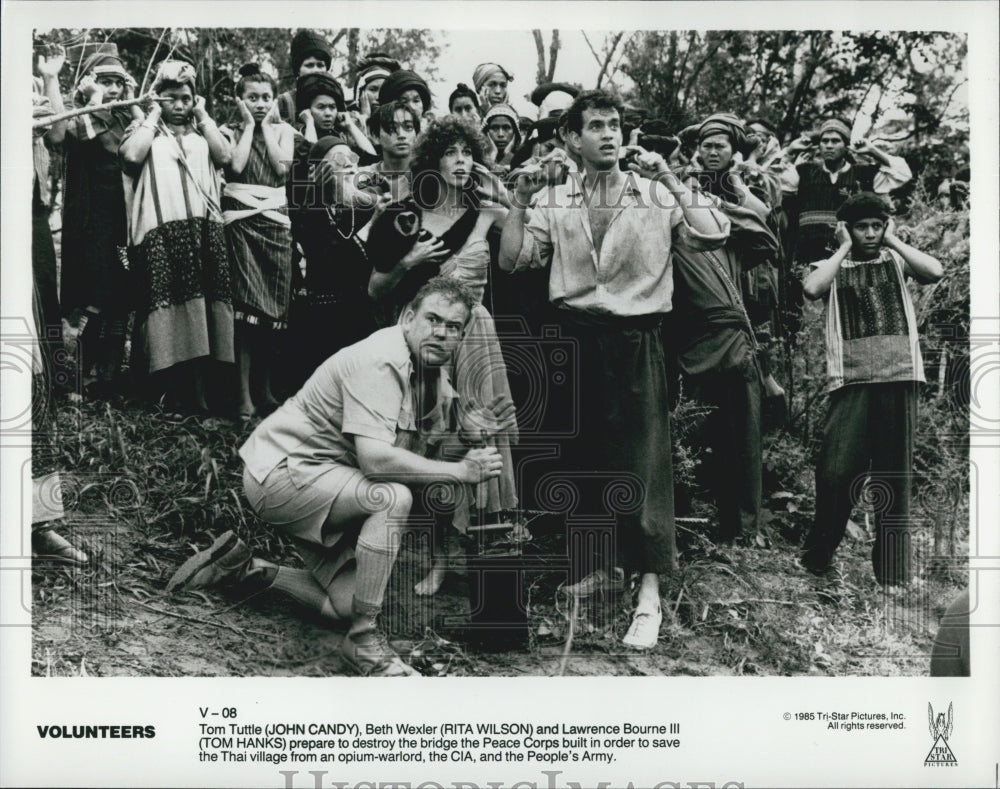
697, 112, 752, 156
290, 30, 332, 75
529, 82, 580, 108
308, 135, 352, 162
378, 70, 431, 111
296, 72, 345, 115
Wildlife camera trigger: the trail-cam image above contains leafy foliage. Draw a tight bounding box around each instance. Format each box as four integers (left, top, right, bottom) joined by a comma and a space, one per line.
615, 31, 966, 152
34, 27, 442, 121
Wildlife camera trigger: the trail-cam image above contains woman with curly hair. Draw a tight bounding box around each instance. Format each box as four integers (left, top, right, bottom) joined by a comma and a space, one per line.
367, 117, 507, 307
367, 116, 518, 595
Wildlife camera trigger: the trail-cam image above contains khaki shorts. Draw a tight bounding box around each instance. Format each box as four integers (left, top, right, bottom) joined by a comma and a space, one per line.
243, 459, 364, 589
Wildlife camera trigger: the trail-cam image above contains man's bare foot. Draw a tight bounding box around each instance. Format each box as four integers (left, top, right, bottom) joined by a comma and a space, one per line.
414, 559, 449, 596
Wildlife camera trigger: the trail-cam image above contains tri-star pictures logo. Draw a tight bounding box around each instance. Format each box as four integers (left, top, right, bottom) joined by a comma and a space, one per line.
925, 702, 957, 767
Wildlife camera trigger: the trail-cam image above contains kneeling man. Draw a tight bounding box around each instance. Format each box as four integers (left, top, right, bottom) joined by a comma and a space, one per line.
168, 278, 506, 676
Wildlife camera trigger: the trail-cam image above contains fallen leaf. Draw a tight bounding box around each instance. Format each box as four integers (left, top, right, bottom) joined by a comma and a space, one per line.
845, 519, 868, 542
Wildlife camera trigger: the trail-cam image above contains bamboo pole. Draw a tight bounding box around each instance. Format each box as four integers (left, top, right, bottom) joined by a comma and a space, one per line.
32, 95, 160, 129
140, 28, 170, 96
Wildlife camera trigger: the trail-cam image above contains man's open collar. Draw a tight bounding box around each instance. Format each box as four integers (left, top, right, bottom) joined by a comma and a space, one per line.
563, 171, 645, 198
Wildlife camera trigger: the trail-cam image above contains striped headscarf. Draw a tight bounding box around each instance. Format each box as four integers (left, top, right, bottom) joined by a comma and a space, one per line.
472, 62, 512, 94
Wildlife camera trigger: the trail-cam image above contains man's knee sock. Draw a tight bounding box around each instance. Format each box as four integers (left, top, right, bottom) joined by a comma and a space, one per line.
352, 532, 401, 616
269, 565, 340, 622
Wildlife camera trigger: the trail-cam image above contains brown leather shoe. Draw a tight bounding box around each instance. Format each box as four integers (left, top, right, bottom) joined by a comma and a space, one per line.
166, 531, 252, 592
339, 632, 419, 677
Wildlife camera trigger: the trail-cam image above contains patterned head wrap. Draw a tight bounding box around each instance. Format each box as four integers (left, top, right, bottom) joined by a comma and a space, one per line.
697, 112, 749, 152
819, 118, 852, 144
81, 50, 129, 83
354, 67, 390, 104
472, 63, 512, 93
482, 103, 519, 129
152, 60, 196, 93
352, 52, 400, 105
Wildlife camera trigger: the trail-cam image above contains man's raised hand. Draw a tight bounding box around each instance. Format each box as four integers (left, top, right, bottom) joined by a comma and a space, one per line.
37, 46, 66, 79
509, 160, 548, 206
624, 145, 669, 179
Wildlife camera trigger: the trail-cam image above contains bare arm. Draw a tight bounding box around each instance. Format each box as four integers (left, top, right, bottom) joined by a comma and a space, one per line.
802, 222, 851, 300
227, 100, 256, 175
884, 219, 943, 284
193, 98, 231, 168
355, 436, 502, 485
38, 50, 67, 146
339, 112, 376, 157
298, 110, 318, 144
260, 106, 293, 179
119, 102, 162, 170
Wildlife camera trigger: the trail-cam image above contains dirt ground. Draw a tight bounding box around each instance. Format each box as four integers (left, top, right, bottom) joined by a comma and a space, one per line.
31, 402, 963, 679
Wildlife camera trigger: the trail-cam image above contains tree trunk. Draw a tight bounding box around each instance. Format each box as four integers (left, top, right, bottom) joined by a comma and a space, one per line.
781, 34, 827, 133
532, 29, 546, 85
347, 28, 359, 75
547, 30, 560, 82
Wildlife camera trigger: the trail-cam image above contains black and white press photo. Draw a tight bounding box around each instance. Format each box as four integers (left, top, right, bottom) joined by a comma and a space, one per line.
20, 22, 976, 681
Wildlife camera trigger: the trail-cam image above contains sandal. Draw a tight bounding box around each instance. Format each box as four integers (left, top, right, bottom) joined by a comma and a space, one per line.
559, 568, 625, 599
339, 631, 419, 677
622, 606, 662, 650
